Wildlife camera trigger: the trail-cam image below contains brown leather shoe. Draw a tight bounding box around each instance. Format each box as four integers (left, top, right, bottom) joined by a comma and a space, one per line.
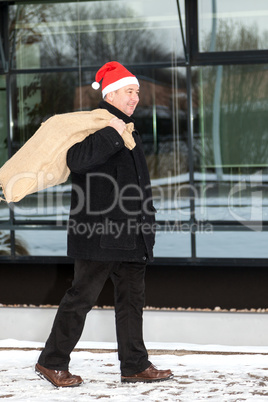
35, 363, 83, 387
121, 364, 174, 383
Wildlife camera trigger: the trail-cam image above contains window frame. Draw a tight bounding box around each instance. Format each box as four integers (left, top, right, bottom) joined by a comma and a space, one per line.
0, 0, 268, 265
187, 0, 268, 66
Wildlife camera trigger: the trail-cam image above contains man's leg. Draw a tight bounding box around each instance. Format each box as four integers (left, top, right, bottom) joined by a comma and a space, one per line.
111, 261, 151, 377
38, 260, 115, 370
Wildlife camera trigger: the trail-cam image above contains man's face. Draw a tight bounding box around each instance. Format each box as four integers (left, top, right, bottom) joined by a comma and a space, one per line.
106, 84, 139, 116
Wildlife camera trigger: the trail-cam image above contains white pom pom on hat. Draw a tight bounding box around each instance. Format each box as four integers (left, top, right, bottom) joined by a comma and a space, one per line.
91, 61, 139, 98
91, 81, 100, 90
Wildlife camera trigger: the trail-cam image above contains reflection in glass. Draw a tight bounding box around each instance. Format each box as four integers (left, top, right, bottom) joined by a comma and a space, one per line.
0, 230, 29, 256
6, 0, 190, 258
0, 76, 8, 166
11, 72, 80, 151
0, 202, 9, 221
13, 184, 71, 223
199, 0, 268, 52
11, 66, 189, 226
134, 68, 190, 222
197, 231, 268, 258
154, 231, 191, 257
0, 76, 9, 219
15, 230, 67, 256
195, 64, 268, 221
9, 0, 185, 70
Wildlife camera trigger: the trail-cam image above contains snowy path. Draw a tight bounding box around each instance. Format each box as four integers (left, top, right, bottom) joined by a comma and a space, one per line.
1, 342, 268, 401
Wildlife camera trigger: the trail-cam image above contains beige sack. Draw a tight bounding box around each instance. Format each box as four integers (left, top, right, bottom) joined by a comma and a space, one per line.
0, 109, 135, 203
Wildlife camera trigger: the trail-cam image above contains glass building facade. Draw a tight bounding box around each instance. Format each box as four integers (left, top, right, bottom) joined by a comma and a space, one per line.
0, 0, 268, 264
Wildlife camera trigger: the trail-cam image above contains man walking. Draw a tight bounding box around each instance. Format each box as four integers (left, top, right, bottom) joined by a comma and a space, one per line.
35, 61, 173, 387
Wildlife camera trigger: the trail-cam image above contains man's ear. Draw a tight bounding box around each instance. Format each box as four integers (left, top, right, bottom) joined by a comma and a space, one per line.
106, 91, 115, 103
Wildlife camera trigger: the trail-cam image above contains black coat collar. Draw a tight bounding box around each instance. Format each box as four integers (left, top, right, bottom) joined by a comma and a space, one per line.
99, 100, 135, 125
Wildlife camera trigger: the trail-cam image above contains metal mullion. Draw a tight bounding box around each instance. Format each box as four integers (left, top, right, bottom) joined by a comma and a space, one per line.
10, 61, 187, 75
0, 255, 72, 264
1, 225, 67, 231
185, 0, 199, 64
0, 3, 8, 73
153, 257, 268, 267
176, 0, 187, 62
0, 36, 8, 73
192, 50, 268, 66
199, 221, 268, 232
0, 254, 268, 267
0, 222, 67, 230
185, 0, 197, 259
11, 0, 111, 4
155, 220, 268, 232
6, 76, 16, 258
2, 3, 16, 258
1, 219, 266, 232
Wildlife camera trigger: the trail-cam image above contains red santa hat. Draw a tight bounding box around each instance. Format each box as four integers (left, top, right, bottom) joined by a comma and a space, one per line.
92, 61, 139, 98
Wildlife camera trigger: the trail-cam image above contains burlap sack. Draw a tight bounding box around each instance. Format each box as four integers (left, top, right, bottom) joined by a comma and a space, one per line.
0, 109, 135, 203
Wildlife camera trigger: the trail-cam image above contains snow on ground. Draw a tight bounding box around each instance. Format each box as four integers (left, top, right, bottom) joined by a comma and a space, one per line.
1, 341, 268, 401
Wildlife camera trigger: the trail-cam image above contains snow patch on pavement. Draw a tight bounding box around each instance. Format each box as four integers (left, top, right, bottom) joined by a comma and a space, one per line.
1, 340, 268, 401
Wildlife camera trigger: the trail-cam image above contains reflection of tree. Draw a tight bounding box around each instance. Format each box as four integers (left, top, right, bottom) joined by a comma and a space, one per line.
200, 21, 268, 172
8, 2, 190, 186
13, 3, 170, 79
10, 2, 171, 146
203, 20, 261, 52
40, 3, 170, 70
9, 4, 50, 56
0, 232, 29, 256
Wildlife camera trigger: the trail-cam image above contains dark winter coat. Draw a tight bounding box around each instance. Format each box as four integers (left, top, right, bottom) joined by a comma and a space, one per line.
66, 100, 156, 262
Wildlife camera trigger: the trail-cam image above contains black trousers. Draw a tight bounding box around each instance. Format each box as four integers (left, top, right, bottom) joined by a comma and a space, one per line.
38, 259, 151, 376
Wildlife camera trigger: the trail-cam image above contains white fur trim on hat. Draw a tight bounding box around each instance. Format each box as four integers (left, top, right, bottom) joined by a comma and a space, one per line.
102, 76, 139, 98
